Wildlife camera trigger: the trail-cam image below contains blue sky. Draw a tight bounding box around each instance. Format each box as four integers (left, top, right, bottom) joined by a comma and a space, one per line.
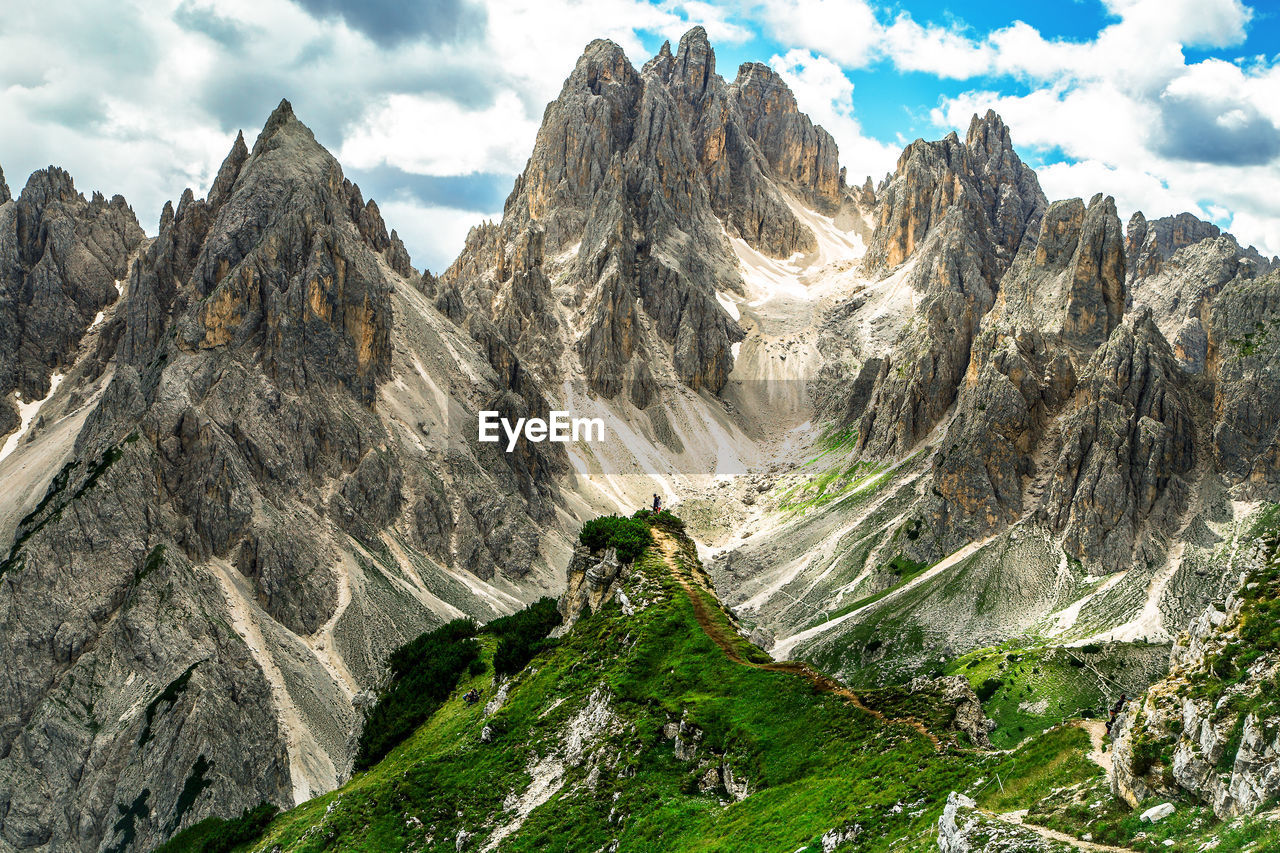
2, 0, 1279, 270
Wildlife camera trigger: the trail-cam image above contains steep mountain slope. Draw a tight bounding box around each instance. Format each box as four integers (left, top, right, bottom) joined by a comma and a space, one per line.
0, 29, 876, 850
1110, 505, 1280, 819
0, 167, 144, 444
153, 516, 1069, 852
708, 104, 1280, 699
0, 103, 571, 853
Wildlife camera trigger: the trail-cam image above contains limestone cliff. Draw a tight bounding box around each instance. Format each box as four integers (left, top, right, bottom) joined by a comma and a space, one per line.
855, 111, 1046, 457
0, 167, 144, 438
1110, 510, 1280, 818
0, 102, 561, 852
438, 28, 847, 406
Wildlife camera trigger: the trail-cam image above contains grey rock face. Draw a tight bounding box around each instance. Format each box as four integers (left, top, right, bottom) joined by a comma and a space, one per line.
925, 195, 1124, 552
865, 110, 1044, 277
559, 546, 628, 628
1112, 529, 1280, 818
1040, 312, 1196, 571
0, 102, 557, 852
1205, 270, 1280, 499
730, 60, 841, 214
1127, 211, 1222, 283
1131, 235, 1265, 374
441, 28, 845, 404
646, 29, 818, 258
0, 167, 144, 438
855, 111, 1047, 457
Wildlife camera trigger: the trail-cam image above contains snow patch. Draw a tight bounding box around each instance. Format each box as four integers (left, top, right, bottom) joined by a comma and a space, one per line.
0, 373, 63, 464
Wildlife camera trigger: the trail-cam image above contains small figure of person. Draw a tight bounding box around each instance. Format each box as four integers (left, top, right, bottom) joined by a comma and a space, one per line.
653, 493, 662, 512
1106, 693, 1127, 735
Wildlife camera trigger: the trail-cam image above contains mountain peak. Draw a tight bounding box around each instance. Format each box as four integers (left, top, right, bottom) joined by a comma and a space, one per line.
253, 97, 314, 155
267, 96, 295, 126
966, 109, 1011, 153
208, 129, 249, 209
20, 165, 79, 212
674, 25, 715, 91
567, 38, 637, 96
0, 163, 9, 204
678, 25, 711, 52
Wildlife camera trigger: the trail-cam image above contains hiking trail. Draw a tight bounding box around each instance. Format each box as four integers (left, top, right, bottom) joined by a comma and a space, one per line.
652, 528, 943, 751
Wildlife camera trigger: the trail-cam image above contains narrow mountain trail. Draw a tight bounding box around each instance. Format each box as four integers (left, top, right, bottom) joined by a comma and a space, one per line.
652, 529, 943, 751
982, 808, 1141, 853
1076, 718, 1112, 779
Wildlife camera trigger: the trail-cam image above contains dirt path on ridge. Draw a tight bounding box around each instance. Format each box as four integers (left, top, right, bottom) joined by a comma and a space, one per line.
652, 529, 942, 751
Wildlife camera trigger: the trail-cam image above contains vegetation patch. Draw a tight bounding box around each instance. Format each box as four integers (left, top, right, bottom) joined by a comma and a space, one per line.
483, 596, 562, 677
355, 618, 481, 770
156, 804, 279, 853
946, 643, 1159, 749
579, 514, 652, 562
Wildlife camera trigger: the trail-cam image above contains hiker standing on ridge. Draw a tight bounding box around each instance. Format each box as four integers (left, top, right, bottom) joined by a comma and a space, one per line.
653, 493, 661, 512
1106, 694, 1127, 735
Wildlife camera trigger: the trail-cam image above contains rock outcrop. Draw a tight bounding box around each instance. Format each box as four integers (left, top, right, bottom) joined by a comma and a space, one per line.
1040, 312, 1196, 571
1126, 211, 1223, 282
1111, 517, 1280, 818
926, 194, 1126, 551
855, 111, 1046, 457
908, 675, 995, 748
0, 167, 144, 438
439, 29, 846, 406
730, 60, 842, 214
1207, 269, 1280, 498
559, 545, 628, 628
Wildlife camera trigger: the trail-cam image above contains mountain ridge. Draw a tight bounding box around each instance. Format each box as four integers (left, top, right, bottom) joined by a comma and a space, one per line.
0, 26, 1279, 852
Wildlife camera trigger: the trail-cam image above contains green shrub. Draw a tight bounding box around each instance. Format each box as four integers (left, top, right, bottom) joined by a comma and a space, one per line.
486, 597, 563, 677
976, 677, 1003, 703
356, 619, 480, 769
1130, 732, 1161, 777
155, 803, 279, 853
633, 508, 686, 535
579, 515, 653, 562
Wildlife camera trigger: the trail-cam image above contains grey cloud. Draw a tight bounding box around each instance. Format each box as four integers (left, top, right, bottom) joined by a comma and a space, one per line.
26, 91, 110, 131
198, 70, 300, 137
291, 0, 487, 47
1155, 92, 1280, 166
174, 1, 247, 49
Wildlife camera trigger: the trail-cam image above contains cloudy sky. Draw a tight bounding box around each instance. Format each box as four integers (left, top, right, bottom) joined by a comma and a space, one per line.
3, 0, 1278, 271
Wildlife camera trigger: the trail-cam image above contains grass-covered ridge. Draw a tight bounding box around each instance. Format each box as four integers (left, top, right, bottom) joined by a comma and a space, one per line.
162, 513, 1278, 852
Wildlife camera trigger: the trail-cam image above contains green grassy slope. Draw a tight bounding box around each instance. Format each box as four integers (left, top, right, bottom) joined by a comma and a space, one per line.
158, 518, 1278, 852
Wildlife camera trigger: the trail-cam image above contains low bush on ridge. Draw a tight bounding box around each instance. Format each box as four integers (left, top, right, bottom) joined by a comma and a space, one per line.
485, 596, 563, 676
355, 618, 481, 769
579, 514, 653, 562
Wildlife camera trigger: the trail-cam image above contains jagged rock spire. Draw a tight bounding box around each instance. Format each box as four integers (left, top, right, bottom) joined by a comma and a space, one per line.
122, 101, 400, 402
0, 164, 143, 437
